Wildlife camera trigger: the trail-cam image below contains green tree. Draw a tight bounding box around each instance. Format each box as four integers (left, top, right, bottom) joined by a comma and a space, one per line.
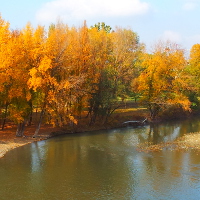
91, 22, 112, 33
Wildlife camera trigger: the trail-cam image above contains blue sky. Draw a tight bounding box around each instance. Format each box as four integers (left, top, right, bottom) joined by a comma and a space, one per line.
1, 0, 200, 51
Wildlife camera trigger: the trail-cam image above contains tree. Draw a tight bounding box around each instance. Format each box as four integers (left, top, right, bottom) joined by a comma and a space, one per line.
188, 44, 200, 90
0, 19, 33, 135
91, 22, 112, 33
86, 24, 115, 124
111, 28, 144, 101
86, 26, 144, 124
0, 15, 11, 129
186, 43, 200, 110
28, 21, 89, 134
133, 42, 190, 120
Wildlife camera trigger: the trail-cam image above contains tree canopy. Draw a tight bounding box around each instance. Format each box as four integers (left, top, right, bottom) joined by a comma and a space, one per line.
0, 15, 200, 136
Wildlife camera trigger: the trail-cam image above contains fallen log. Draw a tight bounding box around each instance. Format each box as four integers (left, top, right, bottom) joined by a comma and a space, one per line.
122, 118, 147, 127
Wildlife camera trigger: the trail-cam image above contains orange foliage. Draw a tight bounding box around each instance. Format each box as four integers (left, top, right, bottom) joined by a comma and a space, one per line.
0, 15, 197, 135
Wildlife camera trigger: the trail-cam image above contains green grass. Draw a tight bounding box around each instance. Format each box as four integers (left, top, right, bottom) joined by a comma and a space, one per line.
115, 107, 147, 113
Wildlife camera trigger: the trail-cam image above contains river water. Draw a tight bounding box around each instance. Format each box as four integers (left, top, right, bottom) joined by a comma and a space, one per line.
1, 118, 200, 199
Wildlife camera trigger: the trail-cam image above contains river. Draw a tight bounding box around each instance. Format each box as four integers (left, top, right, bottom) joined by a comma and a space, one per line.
0, 118, 200, 199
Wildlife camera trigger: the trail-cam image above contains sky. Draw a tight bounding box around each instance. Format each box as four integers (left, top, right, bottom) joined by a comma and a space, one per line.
1, 0, 200, 51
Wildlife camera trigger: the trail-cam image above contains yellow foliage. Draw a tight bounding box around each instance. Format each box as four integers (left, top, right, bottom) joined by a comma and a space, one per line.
38, 57, 52, 72
134, 42, 190, 115
0, 16, 195, 128
68, 115, 78, 125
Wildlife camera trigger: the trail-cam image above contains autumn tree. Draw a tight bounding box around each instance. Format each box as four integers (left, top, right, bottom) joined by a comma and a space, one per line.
111, 27, 144, 102
28, 22, 90, 134
133, 42, 190, 120
86, 24, 114, 124
0, 17, 33, 136
186, 44, 200, 110
85, 25, 144, 124
3, 15, 196, 135
0, 15, 11, 129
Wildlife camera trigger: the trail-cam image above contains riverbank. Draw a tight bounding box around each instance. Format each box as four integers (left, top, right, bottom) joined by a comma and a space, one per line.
2, 126, 200, 158
137, 132, 200, 152
0, 125, 57, 158
0, 106, 147, 158
0, 139, 35, 158
1, 107, 200, 158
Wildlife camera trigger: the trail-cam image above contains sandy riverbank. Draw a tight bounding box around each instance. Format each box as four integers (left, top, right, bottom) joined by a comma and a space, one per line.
0, 135, 50, 158
137, 132, 200, 152
0, 124, 59, 158
0, 140, 34, 158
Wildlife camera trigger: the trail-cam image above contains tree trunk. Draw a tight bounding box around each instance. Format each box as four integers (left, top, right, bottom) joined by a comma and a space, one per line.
1, 102, 9, 130
16, 120, 26, 137
103, 106, 120, 125
33, 109, 45, 138
28, 111, 33, 126
27, 100, 33, 126
149, 103, 160, 120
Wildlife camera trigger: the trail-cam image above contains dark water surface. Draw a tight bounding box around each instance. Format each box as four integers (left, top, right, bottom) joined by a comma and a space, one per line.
1, 119, 200, 199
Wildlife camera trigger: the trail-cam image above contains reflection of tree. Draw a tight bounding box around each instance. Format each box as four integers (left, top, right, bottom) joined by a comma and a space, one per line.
147, 122, 186, 144
141, 149, 200, 196
36, 134, 138, 199
148, 123, 161, 144
179, 118, 200, 135
30, 142, 46, 172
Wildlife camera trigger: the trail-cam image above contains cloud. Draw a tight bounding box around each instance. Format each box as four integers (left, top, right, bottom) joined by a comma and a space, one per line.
182, 2, 196, 10
36, 0, 150, 24
182, 0, 198, 11
161, 30, 182, 44
160, 31, 200, 51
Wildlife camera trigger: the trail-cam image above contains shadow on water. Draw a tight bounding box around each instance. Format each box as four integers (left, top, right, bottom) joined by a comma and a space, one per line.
0, 118, 200, 199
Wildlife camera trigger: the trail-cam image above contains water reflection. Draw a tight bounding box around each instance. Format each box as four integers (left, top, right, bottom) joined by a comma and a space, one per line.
0, 118, 200, 199
30, 142, 47, 172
